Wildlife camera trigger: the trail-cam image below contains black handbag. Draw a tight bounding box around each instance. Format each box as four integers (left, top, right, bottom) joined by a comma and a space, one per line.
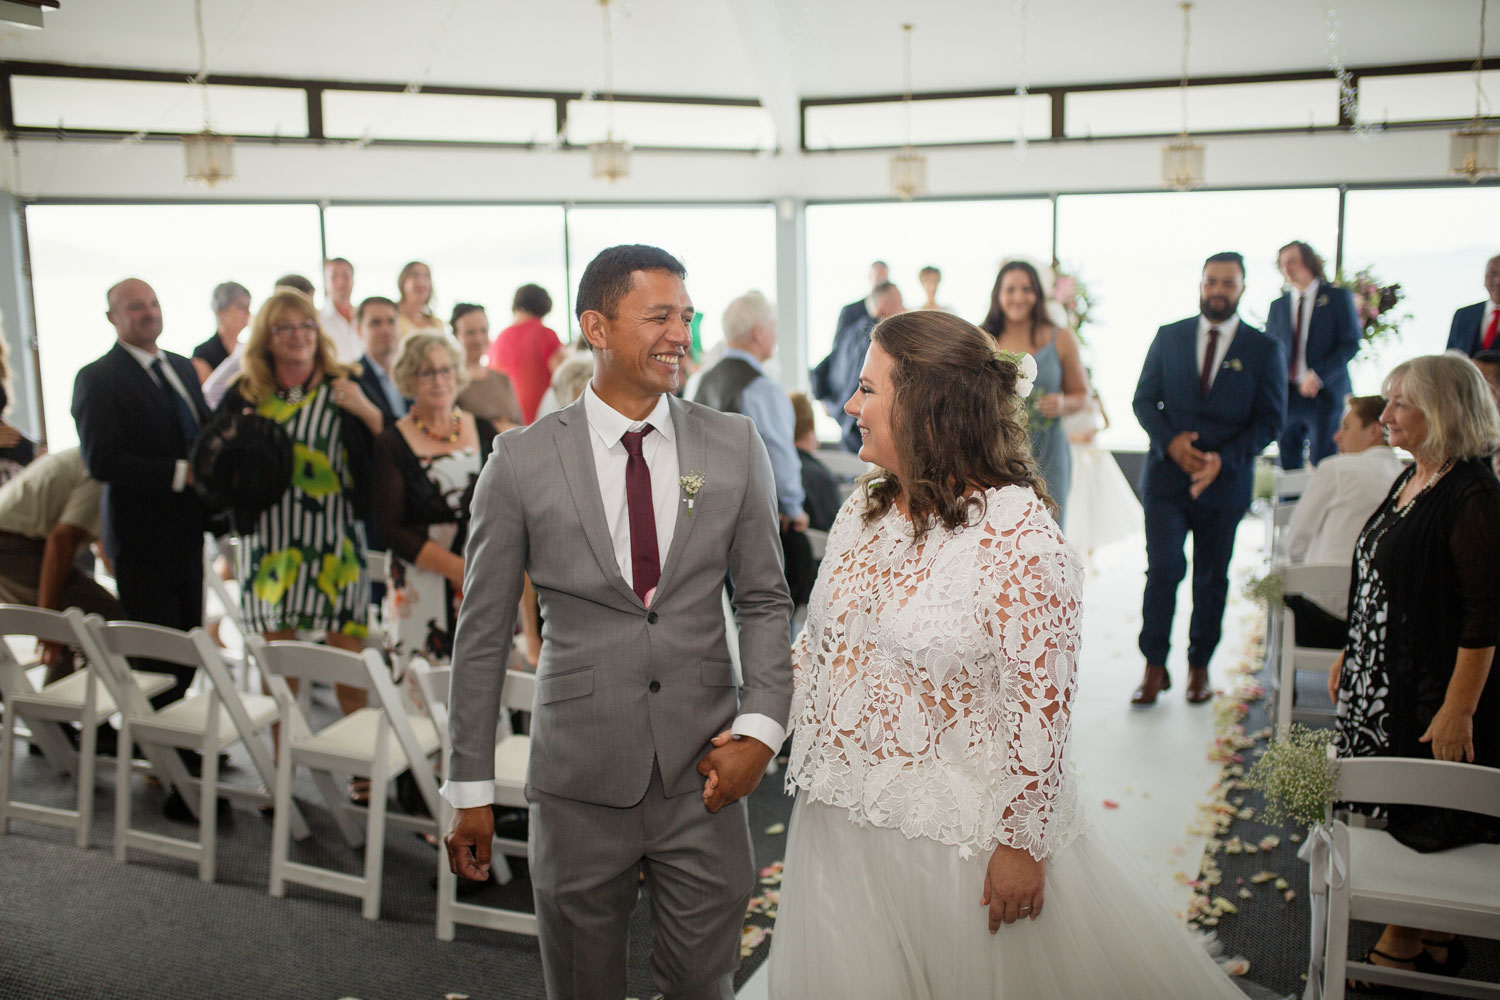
189, 409, 294, 533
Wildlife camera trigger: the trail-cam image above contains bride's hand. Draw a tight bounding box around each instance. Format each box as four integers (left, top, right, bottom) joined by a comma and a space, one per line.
981, 844, 1045, 932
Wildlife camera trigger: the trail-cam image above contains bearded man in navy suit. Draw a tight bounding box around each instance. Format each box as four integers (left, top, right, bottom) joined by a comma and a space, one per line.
1131, 252, 1287, 706
1265, 241, 1360, 469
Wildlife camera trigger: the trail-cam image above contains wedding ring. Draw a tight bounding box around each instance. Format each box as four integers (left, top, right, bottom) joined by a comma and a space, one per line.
1018, 905, 1032, 911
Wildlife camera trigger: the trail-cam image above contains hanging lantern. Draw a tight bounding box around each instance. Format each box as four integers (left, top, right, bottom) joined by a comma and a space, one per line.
1161, 3, 1206, 190
1450, 0, 1497, 182
183, 130, 234, 186
590, 136, 631, 182
890, 148, 927, 201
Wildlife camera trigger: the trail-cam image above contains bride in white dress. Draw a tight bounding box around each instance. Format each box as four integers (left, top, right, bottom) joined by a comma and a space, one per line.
768, 311, 1246, 999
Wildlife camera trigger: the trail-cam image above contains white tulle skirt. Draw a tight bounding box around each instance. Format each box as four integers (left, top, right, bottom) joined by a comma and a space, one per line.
767, 798, 1246, 1000
1063, 443, 1143, 554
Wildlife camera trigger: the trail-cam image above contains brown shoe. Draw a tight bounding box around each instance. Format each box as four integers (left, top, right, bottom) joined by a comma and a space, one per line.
1130, 664, 1171, 705
1185, 667, 1213, 704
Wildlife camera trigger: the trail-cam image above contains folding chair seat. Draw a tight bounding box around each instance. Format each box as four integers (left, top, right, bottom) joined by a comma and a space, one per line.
252, 637, 441, 919
0, 604, 173, 848
87, 616, 311, 881
410, 658, 538, 940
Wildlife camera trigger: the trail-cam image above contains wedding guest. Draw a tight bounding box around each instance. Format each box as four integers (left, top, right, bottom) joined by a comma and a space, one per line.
769, 311, 1249, 999
0, 332, 36, 485
450, 303, 522, 428
790, 391, 841, 533
1061, 389, 1142, 557
319, 257, 362, 363
374, 332, 498, 666
1266, 241, 1361, 468
1327, 354, 1500, 982
980, 260, 1090, 528
488, 283, 565, 423
351, 296, 409, 432
1445, 253, 1500, 357
812, 281, 903, 453
533, 348, 594, 421
1284, 395, 1405, 648
917, 265, 950, 312
1131, 252, 1286, 705
274, 273, 315, 297
191, 281, 251, 382
396, 260, 443, 337
1473, 350, 1500, 404
833, 260, 889, 336
201, 275, 316, 407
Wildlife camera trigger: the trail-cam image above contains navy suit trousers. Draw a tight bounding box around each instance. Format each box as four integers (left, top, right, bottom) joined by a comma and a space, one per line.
1138, 494, 1243, 671
1278, 390, 1339, 469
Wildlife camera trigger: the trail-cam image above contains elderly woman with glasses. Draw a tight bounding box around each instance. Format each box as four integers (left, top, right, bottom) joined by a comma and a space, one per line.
373, 331, 503, 666
217, 288, 384, 718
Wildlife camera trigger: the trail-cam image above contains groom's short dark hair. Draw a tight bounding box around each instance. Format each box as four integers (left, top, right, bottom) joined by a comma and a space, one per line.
576, 245, 687, 320
1203, 251, 1245, 277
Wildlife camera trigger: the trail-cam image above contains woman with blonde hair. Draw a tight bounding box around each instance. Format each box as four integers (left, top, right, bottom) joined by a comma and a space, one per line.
396, 260, 443, 337
767, 310, 1248, 999
1326, 354, 1500, 983
218, 289, 384, 728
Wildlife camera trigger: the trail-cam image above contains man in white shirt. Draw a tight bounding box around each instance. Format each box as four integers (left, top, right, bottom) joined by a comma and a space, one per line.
319, 257, 361, 363
1284, 394, 1406, 647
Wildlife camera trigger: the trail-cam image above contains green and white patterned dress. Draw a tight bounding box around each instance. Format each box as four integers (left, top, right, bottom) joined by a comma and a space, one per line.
236, 381, 369, 637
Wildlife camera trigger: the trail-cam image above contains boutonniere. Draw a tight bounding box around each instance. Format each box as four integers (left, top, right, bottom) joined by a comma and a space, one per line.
679, 472, 706, 513
1316, 294, 1329, 308
1221, 357, 1244, 372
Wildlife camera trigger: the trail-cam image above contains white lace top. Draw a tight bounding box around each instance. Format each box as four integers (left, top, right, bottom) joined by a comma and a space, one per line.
786, 483, 1085, 861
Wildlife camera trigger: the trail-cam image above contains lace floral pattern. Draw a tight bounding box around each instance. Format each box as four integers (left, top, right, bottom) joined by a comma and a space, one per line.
786, 484, 1086, 861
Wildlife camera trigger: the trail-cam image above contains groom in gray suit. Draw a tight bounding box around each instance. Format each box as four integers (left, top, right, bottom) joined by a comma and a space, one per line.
444, 244, 794, 999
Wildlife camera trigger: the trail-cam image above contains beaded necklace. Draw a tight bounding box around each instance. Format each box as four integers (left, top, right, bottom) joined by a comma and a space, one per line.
412, 408, 461, 444
275, 371, 316, 404
1365, 459, 1454, 552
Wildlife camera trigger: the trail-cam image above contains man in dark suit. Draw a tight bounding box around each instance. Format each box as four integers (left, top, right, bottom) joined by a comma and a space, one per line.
833, 260, 889, 337
1265, 241, 1360, 469
811, 281, 903, 452
1445, 253, 1500, 358
72, 278, 211, 706
1131, 252, 1287, 706
351, 295, 409, 430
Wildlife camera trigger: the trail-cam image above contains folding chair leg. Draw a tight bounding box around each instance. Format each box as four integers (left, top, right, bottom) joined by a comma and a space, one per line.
312, 769, 364, 848
197, 727, 219, 883
362, 759, 389, 921
0, 703, 15, 835
113, 716, 133, 861
268, 729, 294, 899
436, 799, 456, 941
75, 708, 97, 849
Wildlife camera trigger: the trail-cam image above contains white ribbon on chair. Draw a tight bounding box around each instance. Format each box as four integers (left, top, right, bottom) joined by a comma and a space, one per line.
1298, 821, 1348, 1000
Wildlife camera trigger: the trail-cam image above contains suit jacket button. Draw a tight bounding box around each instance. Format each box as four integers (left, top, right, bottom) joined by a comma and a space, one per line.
647, 611, 659, 624
649, 680, 661, 693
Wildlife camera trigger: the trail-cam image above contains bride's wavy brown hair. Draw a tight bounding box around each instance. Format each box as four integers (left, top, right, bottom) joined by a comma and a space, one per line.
858, 310, 1055, 541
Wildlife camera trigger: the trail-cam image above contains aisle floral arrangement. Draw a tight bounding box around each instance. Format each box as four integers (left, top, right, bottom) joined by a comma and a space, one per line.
1334, 266, 1408, 351
1048, 261, 1095, 344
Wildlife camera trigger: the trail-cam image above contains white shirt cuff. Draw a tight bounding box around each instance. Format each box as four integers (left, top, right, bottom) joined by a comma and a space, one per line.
172, 459, 189, 493
441, 778, 496, 809
732, 712, 786, 752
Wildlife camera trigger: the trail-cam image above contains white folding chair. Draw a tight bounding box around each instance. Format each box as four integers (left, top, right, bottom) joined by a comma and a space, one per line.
0, 605, 174, 848
87, 616, 310, 881
1272, 563, 1347, 733
411, 658, 538, 940
251, 637, 441, 919
1274, 466, 1315, 501
203, 534, 254, 693
1307, 756, 1500, 999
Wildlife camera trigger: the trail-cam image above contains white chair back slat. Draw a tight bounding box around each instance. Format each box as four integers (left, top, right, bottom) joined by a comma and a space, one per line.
1283, 562, 1351, 597
255, 640, 379, 693
1334, 757, 1500, 819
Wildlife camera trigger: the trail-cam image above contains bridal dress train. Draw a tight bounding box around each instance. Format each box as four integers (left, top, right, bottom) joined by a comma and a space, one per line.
768, 485, 1245, 999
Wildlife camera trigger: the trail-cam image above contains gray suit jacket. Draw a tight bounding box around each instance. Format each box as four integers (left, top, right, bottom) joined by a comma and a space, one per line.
448, 393, 794, 807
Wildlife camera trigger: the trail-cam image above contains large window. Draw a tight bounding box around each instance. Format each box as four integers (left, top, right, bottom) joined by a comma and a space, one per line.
563, 204, 777, 358
26, 203, 323, 450
1055, 189, 1341, 449
1341, 187, 1500, 393
321, 205, 569, 340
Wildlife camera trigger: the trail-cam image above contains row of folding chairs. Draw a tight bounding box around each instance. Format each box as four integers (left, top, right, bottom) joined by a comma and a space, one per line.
0, 603, 539, 937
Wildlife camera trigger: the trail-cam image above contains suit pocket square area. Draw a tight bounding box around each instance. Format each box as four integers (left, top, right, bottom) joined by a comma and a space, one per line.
688, 489, 738, 513
700, 657, 738, 687
536, 666, 595, 705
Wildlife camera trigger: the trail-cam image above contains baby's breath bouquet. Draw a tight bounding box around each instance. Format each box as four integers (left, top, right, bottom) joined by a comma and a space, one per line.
1253, 463, 1276, 503
1246, 724, 1340, 830
1242, 569, 1284, 610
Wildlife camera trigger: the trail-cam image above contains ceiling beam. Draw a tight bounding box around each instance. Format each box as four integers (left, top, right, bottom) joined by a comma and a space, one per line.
722, 0, 800, 154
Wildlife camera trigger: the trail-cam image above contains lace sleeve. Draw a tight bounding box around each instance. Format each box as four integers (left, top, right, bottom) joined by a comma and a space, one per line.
978, 500, 1083, 860
793, 488, 868, 677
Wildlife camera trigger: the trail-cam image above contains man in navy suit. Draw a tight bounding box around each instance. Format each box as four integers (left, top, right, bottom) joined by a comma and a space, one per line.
1445, 253, 1500, 358
72, 278, 211, 706
350, 295, 409, 431
1131, 252, 1287, 706
833, 260, 889, 337
1265, 241, 1360, 469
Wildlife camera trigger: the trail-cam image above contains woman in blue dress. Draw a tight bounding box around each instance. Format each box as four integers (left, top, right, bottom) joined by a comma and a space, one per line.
979, 260, 1091, 529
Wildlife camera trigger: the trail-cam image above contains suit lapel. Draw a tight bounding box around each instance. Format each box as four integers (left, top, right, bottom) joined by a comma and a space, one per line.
554, 397, 644, 609
111, 343, 176, 429
1207, 325, 1251, 400
651, 395, 704, 600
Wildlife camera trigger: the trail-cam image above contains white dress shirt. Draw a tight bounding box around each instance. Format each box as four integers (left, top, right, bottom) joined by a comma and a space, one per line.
443, 384, 784, 808
119, 340, 196, 493
319, 300, 363, 365
1287, 444, 1406, 618
1285, 283, 1316, 378
1196, 315, 1240, 391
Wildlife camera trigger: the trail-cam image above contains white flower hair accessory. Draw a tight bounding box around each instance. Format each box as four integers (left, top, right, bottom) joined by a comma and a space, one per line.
993, 348, 1038, 397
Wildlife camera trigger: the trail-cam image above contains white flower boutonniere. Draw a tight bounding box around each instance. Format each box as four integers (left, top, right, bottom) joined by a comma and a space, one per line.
679, 472, 706, 514
1221, 357, 1244, 373
1316, 294, 1329, 308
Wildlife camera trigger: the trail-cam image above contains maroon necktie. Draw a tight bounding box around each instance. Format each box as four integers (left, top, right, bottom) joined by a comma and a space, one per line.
621, 427, 660, 604
1289, 292, 1303, 382
1200, 326, 1220, 397
1483, 308, 1499, 352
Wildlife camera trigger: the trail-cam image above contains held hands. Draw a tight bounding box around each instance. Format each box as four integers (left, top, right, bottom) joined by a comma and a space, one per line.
779, 513, 810, 533
1036, 392, 1066, 419
1420, 703, 1476, 762
698, 730, 774, 813
1167, 431, 1208, 475
1298, 370, 1323, 399
444, 804, 495, 882
1188, 451, 1222, 499
981, 844, 1045, 933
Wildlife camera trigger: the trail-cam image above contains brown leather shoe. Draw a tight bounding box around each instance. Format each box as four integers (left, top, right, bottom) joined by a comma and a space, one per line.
1130, 664, 1171, 705
1185, 667, 1213, 704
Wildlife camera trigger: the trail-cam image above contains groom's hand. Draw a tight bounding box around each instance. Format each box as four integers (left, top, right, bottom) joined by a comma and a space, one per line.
697, 732, 774, 813
445, 805, 494, 882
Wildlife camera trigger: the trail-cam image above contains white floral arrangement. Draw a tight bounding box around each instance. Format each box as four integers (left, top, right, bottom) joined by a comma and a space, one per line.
993, 348, 1038, 398
1245, 723, 1340, 830
679, 472, 706, 513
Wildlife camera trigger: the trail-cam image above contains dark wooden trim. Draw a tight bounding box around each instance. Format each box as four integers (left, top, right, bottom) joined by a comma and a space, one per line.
305, 84, 324, 141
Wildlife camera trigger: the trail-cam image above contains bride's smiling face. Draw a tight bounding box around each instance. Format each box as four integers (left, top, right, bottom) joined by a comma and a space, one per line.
845, 341, 901, 476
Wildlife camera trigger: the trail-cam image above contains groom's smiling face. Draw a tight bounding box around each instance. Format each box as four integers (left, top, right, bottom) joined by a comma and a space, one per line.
587, 269, 696, 402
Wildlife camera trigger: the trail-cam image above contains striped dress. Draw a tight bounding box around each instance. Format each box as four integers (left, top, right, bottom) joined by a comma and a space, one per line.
236, 381, 369, 637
